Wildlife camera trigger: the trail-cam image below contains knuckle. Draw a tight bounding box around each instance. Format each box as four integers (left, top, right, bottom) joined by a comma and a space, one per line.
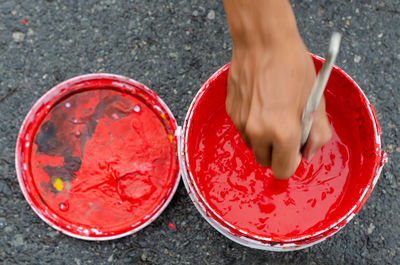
244, 123, 264, 140
272, 124, 299, 147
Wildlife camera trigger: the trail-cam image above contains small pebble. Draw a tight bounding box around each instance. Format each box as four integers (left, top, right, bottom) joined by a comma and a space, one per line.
12, 32, 25, 43
207, 10, 215, 20
367, 223, 375, 235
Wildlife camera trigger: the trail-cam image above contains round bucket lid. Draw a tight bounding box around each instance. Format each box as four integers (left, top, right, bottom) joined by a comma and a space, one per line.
15, 74, 180, 240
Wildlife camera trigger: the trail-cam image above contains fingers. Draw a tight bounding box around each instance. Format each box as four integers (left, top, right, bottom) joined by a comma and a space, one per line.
245, 117, 301, 179
302, 98, 332, 161
247, 127, 301, 179
270, 125, 302, 179
224, 40, 325, 180
243, 114, 272, 167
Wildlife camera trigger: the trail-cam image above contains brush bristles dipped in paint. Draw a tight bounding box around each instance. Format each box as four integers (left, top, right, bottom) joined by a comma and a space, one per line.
301, 32, 342, 147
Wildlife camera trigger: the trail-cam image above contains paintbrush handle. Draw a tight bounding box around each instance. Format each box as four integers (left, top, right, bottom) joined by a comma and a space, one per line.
300, 32, 342, 147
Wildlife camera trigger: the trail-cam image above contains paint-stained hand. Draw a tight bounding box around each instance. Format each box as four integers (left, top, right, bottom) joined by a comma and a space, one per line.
226, 39, 331, 179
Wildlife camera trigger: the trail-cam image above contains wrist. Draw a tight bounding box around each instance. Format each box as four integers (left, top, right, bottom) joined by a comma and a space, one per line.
223, 0, 301, 50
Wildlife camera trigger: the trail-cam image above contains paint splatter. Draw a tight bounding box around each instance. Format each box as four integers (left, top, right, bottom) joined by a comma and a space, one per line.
168, 223, 175, 229
21, 19, 27, 25
52, 177, 64, 191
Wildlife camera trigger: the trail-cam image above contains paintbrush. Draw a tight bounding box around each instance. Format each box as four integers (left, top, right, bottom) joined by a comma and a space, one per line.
300, 32, 342, 148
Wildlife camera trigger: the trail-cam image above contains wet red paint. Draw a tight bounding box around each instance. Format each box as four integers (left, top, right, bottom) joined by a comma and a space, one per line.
16, 75, 179, 238
185, 57, 381, 242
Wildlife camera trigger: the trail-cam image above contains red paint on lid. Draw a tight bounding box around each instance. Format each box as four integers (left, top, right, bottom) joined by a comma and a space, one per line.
16, 74, 179, 240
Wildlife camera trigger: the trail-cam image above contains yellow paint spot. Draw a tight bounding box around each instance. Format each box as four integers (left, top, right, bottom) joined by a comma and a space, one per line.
161, 114, 167, 120
52, 177, 64, 191
168, 135, 173, 143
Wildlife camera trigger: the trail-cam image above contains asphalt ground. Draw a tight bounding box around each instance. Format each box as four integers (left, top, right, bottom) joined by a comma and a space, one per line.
0, 0, 399, 264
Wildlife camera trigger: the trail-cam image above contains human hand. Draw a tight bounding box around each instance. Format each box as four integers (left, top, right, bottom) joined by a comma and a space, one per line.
226, 41, 331, 179
222, 0, 332, 179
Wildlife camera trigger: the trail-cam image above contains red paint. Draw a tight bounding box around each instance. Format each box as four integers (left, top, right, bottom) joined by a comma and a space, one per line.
16, 75, 179, 239
21, 19, 27, 25
184, 57, 382, 243
168, 223, 175, 229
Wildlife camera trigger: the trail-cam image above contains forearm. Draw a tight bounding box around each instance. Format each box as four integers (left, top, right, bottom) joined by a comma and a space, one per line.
222, 0, 301, 48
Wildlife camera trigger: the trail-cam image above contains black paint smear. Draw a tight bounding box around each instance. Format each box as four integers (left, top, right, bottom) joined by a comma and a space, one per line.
40, 181, 58, 195
34, 121, 62, 156
64, 156, 82, 172
43, 156, 82, 183
79, 95, 131, 155
85, 95, 131, 137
